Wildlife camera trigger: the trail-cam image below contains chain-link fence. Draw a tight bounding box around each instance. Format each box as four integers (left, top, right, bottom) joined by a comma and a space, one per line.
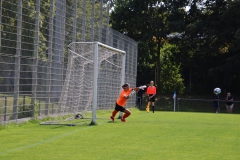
0, 0, 138, 124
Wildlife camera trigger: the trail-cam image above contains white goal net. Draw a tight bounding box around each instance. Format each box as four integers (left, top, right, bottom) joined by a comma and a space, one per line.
59, 42, 126, 124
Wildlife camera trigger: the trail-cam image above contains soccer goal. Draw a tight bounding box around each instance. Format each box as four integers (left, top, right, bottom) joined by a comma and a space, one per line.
58, 42, 126, 125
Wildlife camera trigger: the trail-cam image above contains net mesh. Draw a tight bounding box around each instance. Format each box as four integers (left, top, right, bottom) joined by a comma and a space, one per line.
59, 42, 124, 119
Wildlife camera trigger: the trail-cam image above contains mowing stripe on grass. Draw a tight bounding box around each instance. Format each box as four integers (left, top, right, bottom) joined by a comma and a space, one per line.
1, 111, 240, 160
0, 112, 149, 156
0, 122, 104, 156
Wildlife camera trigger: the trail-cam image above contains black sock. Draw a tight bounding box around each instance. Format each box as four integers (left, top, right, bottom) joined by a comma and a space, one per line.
152, 106, 155, 113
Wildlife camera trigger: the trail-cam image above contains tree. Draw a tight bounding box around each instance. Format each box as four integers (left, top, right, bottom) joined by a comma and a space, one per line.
160, 43, 185, 94
169, 0, 240, 94
110, 0, 187, 91
111, 0, 240, 94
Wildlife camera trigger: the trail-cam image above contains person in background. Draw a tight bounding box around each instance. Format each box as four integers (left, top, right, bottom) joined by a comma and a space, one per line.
136, 87, 145, 109
225, 92, 234, 113
146, 81, 157, 113
213, 93, 220, 113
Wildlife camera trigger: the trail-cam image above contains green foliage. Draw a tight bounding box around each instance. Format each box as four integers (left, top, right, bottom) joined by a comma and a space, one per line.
33, 101, 39, 118
0, 95, 47, 121
17, 104, 33, 119
159, 43, 185, 94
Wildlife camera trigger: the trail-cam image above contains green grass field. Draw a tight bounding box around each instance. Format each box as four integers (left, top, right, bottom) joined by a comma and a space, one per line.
0, 109, 240, 160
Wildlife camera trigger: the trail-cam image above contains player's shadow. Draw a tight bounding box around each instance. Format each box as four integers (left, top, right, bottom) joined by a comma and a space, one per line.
107, 121, 116, 123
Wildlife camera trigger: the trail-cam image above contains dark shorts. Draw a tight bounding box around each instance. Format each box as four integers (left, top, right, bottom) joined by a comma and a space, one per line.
148, 94, 155, 102
214, 102, 219, 108
115, 103, 125, 112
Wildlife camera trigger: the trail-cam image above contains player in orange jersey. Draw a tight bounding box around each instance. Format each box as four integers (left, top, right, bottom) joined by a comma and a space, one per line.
146, 81, 157, 113
110, 83, 143, 122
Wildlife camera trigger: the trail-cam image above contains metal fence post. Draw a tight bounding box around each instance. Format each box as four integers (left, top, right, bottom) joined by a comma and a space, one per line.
13, 0, 23, 121
4, 96, 7, 123
45, 0, 54, 116
31, 0, 40, 117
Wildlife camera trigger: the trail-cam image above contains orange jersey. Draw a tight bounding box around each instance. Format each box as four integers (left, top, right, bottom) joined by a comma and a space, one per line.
147, 86, 156, 94
116, 88, 133, 107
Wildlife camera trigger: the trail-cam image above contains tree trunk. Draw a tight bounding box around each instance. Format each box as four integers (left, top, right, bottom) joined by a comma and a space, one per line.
156, 40, 161, 85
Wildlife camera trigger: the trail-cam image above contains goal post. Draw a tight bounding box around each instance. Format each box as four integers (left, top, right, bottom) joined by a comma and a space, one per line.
59, 41, 126, 125
91, 42, 126, 124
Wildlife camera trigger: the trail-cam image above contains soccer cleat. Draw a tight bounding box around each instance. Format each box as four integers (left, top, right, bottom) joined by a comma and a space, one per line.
146, 107, 149, 113
146, 105, 150, 113
110, 116, 114, 121
121, 118, 127, 122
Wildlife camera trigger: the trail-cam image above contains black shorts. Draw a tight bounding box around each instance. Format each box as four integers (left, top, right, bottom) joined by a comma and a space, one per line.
148, 94, 155, 102
115, 103, 126, 112
214, 103, 219, 108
